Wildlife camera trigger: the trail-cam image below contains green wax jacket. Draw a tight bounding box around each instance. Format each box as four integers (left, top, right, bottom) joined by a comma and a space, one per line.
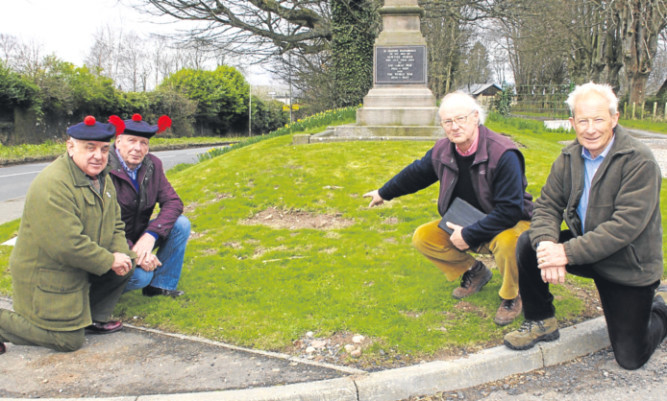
9, 154, 133, 331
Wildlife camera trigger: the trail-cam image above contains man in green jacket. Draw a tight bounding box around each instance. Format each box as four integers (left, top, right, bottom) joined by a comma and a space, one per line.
0, 116, 135, 355
504, 82, 667, 370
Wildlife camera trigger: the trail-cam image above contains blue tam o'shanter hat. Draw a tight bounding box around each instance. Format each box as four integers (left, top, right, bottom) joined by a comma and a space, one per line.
67, 115, 124, 142
120, 113, 172, 139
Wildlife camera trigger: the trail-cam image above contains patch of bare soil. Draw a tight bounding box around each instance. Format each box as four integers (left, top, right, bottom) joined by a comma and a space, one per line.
183, 193, 233, 214
241, 207, 355, 230
383, 217, 399, 225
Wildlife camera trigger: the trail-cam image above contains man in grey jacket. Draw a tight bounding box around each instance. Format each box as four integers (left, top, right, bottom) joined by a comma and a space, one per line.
504, 82, 667, 370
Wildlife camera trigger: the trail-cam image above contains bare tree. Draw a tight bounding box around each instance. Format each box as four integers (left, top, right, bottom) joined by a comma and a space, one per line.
11, 39, 44, 77
85, 27, 205, 92
421, 2, 469, 98
613, 0, 667, 103
0, 34, 19, 66
456, 41, 493, 89
85, 27, 123, 85
647, 31, 667, 95
492, 0, 570, 93
149, 34, 172, 88
420, 0, 499, 98
141, 0, 332, 58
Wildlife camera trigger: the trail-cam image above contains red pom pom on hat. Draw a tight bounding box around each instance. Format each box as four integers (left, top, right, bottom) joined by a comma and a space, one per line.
132, 113, 142, 122
84, 116, 96, 126
108, 115, 126, 136
157, 115, 172, 133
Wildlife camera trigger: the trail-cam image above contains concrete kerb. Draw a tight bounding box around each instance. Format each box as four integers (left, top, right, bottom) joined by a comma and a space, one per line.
125, 323, 365, 376
137, 317, 609, 401
353, 316, 610, 401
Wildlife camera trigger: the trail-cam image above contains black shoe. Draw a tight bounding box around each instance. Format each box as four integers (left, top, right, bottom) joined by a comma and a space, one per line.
142, 286, 185, 298
85, 320, 123, 335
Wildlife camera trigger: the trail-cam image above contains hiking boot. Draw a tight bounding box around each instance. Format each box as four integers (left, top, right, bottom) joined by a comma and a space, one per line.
494, 295, 522, 326
504, 317, 560, 350
452, 261, 492, 299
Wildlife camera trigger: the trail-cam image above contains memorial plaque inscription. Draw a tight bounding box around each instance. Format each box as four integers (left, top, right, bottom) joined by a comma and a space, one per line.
375, 46, 426, 85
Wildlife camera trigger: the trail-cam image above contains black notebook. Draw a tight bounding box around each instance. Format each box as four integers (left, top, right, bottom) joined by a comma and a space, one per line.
438, 197, 487, 234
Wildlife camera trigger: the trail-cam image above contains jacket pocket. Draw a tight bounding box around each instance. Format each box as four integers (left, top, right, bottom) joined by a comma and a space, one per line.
82, 190, 97, 206
599, 245, 642, 274
33, 268, 85, 322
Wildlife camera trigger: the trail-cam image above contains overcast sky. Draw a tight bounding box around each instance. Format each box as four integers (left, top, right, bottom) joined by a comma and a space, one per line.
0, 0, 274, 85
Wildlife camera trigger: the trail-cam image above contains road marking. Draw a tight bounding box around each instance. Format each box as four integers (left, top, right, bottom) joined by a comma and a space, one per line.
0, 170, 42, 178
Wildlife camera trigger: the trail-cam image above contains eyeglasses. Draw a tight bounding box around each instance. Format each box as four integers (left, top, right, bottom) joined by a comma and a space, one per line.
441, 111, 475, 129
573, 117, 609, 129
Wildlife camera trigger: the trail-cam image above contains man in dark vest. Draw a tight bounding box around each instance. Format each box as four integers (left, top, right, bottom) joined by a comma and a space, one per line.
364, 91, 534, 326
0, 116, 134, 355
108, 114, 190, 298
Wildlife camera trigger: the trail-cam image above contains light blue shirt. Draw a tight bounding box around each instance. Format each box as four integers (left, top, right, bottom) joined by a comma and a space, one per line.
115, 148, 142, 181
577, 137, 615, 233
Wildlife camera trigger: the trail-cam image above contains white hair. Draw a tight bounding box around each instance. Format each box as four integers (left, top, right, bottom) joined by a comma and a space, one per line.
565, 82, 619, 116
438, 91, 486, 125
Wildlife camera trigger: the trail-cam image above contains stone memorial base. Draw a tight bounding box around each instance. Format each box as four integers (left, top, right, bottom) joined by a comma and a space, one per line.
293, 124, 443, 145
356, 87, 438, 126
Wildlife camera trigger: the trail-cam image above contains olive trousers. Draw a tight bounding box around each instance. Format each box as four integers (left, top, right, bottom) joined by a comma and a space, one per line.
412, 219, 530, 300
0, 268, 130, 352
0, 309, 85, 352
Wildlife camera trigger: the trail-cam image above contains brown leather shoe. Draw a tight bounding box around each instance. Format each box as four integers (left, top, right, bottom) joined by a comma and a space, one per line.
494, 295, 523, 326
0, 342, 5, 355
452, 261, 492, 299
85, 320, 123, 335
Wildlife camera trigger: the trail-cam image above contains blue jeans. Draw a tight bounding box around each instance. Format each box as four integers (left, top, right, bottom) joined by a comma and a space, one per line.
124, 215, 190, 292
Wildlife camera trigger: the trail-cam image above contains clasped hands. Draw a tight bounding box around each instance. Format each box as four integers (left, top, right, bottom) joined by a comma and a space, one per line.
111, 252, 132, 276
132, 233, 162, 272
537, 241, 568, 284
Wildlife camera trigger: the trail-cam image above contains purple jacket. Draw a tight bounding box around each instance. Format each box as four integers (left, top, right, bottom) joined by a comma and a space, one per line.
108, 146, 183, 247
431, 125, 533, 218
379, 125, 533, 247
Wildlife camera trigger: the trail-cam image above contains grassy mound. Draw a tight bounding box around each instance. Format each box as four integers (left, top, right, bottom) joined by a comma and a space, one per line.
114, 119, 599, 369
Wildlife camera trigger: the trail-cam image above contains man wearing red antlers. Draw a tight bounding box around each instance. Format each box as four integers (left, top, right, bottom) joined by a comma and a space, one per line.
109, 113, 190, 298
0, 116, 134, 355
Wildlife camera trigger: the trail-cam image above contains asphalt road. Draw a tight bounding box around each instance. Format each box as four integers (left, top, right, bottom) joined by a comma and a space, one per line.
0, 146, 215, 224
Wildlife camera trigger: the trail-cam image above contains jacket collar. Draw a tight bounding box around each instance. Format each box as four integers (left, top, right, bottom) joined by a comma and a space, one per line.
562, 125, 633, 158
109, 144, 154, 175
65, 152, 110, 188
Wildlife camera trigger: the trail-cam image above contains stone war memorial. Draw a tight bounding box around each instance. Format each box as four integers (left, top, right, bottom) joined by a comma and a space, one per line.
294, 0, 443, 144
